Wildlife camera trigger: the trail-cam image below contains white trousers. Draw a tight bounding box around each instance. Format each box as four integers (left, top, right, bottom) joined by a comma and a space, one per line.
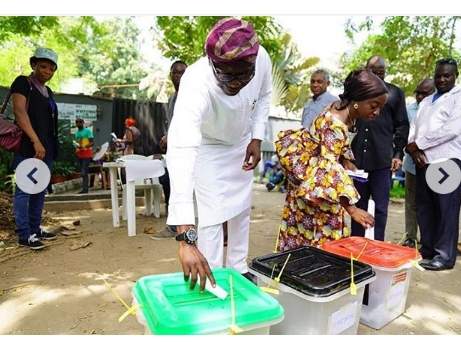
197, 208, 250, 274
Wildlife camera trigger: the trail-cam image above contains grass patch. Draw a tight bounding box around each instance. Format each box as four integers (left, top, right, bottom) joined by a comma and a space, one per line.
390, 183, 405, 199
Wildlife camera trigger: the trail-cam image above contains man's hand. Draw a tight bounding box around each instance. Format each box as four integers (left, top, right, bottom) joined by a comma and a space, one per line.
391, 158, 402, 172
177, 225, 216, 291
243, 139, 261, 171
159, 135, 168, 153
411, 150, 428, 169
405, 142, 419, 154
342, 159, 357, 171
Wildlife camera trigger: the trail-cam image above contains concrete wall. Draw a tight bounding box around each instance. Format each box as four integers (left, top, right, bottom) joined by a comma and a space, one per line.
263, 115, 301, 152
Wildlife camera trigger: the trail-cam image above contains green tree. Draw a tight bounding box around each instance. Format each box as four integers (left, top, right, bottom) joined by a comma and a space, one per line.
0, 16, 147, 99
0, 17, 103, 89
156, 16, 286, 65
341, 16, 461, 94
77, 17, 148, 99
156, 16, 318, 113
0, 16, 59, 42
275, 33, 319, 112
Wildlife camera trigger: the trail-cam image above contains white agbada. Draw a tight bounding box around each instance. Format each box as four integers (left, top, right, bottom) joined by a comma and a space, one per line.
166, 46, 272, 228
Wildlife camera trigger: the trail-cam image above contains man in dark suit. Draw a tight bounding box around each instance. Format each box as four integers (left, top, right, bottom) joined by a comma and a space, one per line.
351, 56, 409, 241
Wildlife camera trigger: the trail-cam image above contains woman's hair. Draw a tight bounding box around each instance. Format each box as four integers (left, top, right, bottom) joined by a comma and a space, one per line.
125, 117, 136, 127
337, 69, 388, 110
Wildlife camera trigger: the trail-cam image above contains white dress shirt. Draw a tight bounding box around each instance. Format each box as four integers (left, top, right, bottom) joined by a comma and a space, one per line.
408, 85, 461, 163
166, 46, 272, 226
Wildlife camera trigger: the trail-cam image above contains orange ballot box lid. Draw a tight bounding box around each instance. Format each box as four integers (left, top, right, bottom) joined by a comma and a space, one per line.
322, 237, 421, 269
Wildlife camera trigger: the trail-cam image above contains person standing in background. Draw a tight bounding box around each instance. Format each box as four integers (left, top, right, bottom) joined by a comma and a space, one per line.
121, 117, 140, 155
301, 69, 338, 129
406, 59, 461, 271
276, 69, 387, 250
74, 118, 94, 194
11, 47, 59, 250
351, 55, 409, 241
154, 60, 188, 239
401, 78, 435, 248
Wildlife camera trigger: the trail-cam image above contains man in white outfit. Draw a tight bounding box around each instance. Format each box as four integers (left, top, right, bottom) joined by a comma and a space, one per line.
406, 58, 461, 271
166, 18, 272, 290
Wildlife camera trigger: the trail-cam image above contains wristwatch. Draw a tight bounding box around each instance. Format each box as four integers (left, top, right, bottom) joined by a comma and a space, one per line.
175, 227, 198, 245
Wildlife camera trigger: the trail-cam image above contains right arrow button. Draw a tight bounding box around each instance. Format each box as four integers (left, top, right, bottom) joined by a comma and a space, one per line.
426, 159, 461, 194
438, 167, 450, 185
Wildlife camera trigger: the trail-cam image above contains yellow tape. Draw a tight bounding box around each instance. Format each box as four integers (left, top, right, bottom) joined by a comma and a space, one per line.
118, 305, 137, 323
229, 275, 242, 335
260, 256, 287, 296
412, 260, 425, 272
229, 325, 243, 334
348, 241, 368, 296
350, 253, 357, 295
260, 286, 280, 295
275, 253, 291, 283
273, 225, 282, 253
103, 279, 137, 321
412, 240, 425, 272
356, 241, 368, 260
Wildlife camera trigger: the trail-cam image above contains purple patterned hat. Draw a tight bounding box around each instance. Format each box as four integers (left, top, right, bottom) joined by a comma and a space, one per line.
205, 17, 259, 63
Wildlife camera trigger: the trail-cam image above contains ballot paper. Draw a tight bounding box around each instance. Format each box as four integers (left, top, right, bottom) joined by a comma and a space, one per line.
365, 199, 375, 240
347, 169, 368, 182
205, 279, 228, 300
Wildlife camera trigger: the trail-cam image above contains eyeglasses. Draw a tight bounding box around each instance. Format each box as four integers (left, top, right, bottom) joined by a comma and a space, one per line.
210, 61, 255, 83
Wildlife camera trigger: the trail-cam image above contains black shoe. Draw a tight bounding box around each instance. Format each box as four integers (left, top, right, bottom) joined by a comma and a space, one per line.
38, 229, 57, 241
242, 272, 257, 285
78, 190, 88, 194
402, 238, 416, 248
419, 258, 453, 271
18, 234, 46, 250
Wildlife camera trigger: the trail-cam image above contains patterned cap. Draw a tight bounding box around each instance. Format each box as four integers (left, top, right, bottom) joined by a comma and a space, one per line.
30, 47, 58, 67
205, 18, 259, 63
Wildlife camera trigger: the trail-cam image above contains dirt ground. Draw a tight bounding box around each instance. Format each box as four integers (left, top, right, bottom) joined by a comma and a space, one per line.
0, 184, 460, 335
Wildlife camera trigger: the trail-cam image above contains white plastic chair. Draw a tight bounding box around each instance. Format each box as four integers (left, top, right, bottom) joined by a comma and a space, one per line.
117, 154, 164, 236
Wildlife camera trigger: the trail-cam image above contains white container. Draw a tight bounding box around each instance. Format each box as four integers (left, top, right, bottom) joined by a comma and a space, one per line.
360, 262, 413, 329
132, 296, 283, 335
250, 269, 376, 335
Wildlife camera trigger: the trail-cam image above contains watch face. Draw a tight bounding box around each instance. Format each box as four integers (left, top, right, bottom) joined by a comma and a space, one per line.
186, 228, 198, 242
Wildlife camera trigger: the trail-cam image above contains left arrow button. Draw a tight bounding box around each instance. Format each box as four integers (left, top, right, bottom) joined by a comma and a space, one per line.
27, 167, 39, 184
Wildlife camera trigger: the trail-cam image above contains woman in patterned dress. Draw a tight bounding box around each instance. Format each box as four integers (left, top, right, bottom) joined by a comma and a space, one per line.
276, 69, 389, 251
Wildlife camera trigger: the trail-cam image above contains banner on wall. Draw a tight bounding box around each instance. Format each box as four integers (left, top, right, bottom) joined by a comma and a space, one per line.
57, 103, 97, 121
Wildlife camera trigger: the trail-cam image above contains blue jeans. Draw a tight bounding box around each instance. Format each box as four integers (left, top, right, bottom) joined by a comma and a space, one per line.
12, 154, 53, 241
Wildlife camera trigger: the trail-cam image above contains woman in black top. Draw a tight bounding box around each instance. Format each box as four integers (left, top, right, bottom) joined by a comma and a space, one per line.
11, 47, 59, 250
